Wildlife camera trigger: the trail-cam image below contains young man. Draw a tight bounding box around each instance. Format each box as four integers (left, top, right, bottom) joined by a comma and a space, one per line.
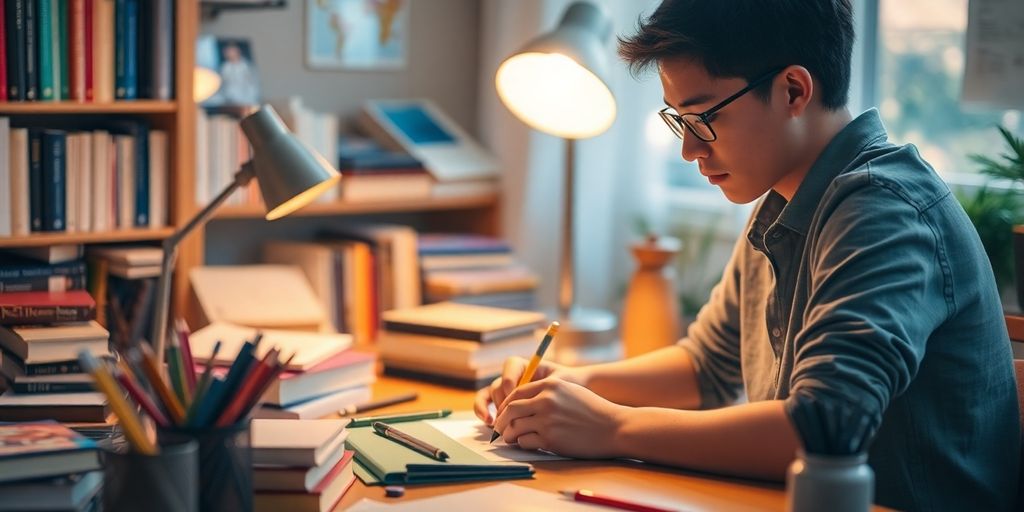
473, 1, 1020, 510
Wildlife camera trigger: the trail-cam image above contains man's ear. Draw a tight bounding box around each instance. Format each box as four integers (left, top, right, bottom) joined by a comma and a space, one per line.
779, 65, 814, 116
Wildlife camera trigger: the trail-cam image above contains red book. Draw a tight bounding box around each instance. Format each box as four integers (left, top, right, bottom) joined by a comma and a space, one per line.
83, 0, 93, 101
0, 290, 97, 325
0, 0, 7, 102
69, 0, 87, 101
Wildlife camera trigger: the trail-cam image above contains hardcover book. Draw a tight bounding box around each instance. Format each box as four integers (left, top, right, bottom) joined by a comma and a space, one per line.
0, 290, 97, 326
0, 422, 100, 483
381, 302, 545, 343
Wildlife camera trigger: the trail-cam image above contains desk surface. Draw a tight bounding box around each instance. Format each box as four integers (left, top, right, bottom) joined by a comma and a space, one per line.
334, 376, 794, 511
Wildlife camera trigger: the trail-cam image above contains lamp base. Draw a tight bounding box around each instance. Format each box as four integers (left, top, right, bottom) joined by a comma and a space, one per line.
548, 307, 620, 366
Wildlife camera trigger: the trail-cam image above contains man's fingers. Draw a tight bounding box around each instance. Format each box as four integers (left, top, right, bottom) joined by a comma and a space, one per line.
513, 432, 546, 452
473, 388, 493, 424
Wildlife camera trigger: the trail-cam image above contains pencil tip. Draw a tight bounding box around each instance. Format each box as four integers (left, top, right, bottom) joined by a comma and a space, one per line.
488, 430, 501, 444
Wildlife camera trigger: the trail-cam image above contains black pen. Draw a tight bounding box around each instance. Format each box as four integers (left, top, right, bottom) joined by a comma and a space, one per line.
373, 421, 449, 461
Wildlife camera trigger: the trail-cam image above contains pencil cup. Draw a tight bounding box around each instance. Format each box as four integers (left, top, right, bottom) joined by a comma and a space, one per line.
158, 421, 253, 512
103, 435, 199, 512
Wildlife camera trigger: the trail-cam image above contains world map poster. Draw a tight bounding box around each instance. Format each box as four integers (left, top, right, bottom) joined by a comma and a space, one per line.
307, 0, 409, 69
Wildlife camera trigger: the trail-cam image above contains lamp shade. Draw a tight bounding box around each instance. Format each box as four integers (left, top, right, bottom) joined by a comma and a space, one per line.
239, 106, 341, 220
495, 1, 616, 139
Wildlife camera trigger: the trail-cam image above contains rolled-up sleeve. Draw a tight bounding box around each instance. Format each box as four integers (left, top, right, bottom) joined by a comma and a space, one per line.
784, 181, 947, 449
677, 227, 747, 409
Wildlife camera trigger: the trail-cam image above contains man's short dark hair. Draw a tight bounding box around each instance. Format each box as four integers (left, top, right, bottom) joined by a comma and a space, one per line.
618, 0, 854, 110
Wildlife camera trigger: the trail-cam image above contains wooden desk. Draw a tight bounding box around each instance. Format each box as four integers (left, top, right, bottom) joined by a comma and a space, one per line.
335, 376, 793, 511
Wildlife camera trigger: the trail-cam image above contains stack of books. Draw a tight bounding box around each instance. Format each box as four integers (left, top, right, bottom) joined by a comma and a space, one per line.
87, 245, 162, 351
187, 322, 376, 420
252, 419, 356, 512
418, 234, 539, 310
378, 302, 546, 389
335, 134, 432, 203
0, 422, 103, 511
0, 253, 111, 424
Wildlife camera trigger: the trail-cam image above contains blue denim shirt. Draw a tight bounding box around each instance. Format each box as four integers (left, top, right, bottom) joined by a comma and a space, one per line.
678, 109, 1020, 511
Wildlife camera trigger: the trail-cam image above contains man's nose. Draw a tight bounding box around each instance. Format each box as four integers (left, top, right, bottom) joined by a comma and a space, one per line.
681, 132, 710, 162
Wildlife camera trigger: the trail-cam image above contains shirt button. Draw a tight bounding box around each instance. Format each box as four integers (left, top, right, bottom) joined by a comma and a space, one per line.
771, 327, 783, 338
771, 232, 783, 239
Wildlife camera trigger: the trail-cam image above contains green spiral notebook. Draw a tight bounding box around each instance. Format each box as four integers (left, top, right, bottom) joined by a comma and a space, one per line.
346, 421, 534, 485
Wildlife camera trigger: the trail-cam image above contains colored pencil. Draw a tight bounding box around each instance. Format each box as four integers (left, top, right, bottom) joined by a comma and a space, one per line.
134, 344, 186, 425
79, 351, 157, 455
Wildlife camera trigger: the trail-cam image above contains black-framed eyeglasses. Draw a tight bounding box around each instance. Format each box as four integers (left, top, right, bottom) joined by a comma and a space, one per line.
659, 67, 785, 142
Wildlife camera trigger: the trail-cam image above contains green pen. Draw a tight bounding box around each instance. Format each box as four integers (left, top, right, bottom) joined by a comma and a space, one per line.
348, 409, 452, 428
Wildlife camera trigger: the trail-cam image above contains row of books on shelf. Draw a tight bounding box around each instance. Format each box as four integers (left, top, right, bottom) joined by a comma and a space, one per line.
2, 0, 174, 103
194, 98, 339, 205
0, 118, 168, 237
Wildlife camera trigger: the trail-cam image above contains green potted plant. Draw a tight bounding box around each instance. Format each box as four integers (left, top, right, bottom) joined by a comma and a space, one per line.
965, 126, 1024, 309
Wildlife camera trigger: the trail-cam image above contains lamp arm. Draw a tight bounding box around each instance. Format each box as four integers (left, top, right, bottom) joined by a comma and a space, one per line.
151, 161, 256, 359
558, 138, 576, 318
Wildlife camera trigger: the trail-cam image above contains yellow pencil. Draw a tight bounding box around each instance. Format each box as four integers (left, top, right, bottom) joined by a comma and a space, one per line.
490, 321, 560, 443
79, 351, 158, 455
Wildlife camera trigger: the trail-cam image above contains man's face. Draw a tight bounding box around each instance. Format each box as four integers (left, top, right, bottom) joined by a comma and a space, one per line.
659, 58, 800, 204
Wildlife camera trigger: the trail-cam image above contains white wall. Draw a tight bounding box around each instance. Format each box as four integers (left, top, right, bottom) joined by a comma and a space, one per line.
201, 0, 483, 131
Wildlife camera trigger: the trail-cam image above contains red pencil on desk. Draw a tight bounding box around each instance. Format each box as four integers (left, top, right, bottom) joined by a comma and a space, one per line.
560, 489, 677, 512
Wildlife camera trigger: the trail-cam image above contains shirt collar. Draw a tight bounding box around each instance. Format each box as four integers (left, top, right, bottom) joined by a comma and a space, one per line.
755, 108, 889, 238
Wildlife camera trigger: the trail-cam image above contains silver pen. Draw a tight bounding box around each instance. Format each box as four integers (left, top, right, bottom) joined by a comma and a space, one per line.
373, 421, 450, 461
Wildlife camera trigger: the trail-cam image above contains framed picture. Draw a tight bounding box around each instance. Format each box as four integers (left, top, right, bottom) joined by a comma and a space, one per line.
196, 35, 263, 106
306, 0, 409, 70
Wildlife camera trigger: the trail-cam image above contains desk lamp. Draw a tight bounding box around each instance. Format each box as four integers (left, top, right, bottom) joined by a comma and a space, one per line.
151, 104, 342, 358
495, 1, 618, 359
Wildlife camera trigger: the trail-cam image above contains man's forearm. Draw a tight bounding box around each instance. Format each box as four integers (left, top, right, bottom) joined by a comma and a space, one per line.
614, 400, 800, 481
579, 345, 702, 409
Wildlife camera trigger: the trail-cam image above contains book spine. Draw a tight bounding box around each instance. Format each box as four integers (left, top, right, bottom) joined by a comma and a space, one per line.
56, 0, 65, 98
27, 129, 42, 230
9, 128, 29, 235
4, 0, 23, 100
0, 260, 87, 280
47, 0, 58, 99
36, 0, 51, 99
40, 130, 65, 232
23, 359, 84, 375
21, 0, 33, 99
91, 0, 111, 102
112, 0, 134, 99
0, 303, 96, 324
68, 0, 84, 101
13, 381, 95, 393
83, 0, 91, 101
133, 122, 147, 226
143, 0, 171, 100
0, 0, 7, 102
0, 274, 87, 292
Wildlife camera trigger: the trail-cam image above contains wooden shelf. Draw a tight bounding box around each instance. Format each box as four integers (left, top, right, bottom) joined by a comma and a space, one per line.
213, 193, 500, 219
0, 101, 177, 115
0, 228, 175, 248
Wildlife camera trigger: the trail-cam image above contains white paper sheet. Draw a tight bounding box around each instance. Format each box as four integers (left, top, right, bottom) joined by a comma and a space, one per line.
962, 0, 1024, 108
426, 413, 569, 463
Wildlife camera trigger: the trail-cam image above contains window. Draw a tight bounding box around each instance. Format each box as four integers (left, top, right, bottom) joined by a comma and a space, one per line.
876, 0, 1021, 184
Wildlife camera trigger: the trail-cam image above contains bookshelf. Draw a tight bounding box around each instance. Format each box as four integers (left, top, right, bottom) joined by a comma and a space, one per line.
1, 1, 504, 327
0, 1, 200, 324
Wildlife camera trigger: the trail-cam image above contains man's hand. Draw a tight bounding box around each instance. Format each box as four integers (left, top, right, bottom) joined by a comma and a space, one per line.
491, 378, 626, 458
472, 356, 587, 425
